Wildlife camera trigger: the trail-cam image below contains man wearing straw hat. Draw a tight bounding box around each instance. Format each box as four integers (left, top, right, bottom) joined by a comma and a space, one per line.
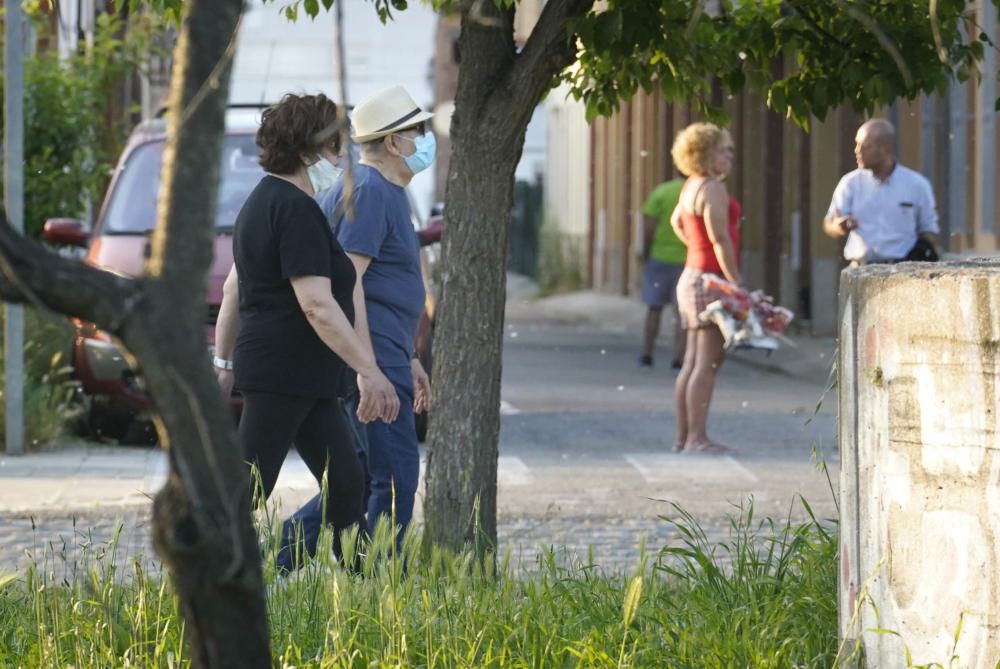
277, 86, 436, 567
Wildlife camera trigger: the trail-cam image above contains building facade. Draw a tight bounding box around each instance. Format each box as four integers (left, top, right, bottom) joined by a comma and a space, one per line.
549, 1, 999, 335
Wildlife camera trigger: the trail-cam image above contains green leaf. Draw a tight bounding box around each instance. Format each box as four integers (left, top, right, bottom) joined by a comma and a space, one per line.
767, 84, 786, 113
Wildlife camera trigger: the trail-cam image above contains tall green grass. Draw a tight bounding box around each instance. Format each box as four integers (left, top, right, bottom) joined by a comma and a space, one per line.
0, 497, 842, 667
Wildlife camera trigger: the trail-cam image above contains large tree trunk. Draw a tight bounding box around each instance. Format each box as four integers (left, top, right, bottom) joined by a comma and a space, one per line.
424, 0, 593, 558
0, 1, 271, 666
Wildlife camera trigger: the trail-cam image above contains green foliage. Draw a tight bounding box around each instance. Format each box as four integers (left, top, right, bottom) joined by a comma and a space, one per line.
0, 10, 166, 238
115, 0, 184, 26
654, 498, 839, 667
0, 308, 80, 451
0, 498, 844, 666
255, 0, 996, 130
265, 0, 409, 24
567, 0, 992, 128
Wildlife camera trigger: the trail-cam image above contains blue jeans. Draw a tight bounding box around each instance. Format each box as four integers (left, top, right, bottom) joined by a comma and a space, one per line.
276, 365, 418, 571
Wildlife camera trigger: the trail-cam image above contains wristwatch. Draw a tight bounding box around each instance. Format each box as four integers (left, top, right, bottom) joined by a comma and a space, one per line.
213, 355, 234, 370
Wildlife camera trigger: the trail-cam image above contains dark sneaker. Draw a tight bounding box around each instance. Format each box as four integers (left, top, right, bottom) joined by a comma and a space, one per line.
638, 355, 654, 368
671, 359, 683, 370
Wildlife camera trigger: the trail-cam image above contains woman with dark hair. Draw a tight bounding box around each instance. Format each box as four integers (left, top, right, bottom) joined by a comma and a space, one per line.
669, 122, 742, 454
213, 93, 398, 564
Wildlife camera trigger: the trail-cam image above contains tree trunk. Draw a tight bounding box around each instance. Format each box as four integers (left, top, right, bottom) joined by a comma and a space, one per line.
0, 1, 272, 666
143, 2, 272, 666
424, 0, 593, 558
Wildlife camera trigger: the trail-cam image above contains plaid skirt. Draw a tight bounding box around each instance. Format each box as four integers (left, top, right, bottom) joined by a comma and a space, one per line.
676, 267, 718, 329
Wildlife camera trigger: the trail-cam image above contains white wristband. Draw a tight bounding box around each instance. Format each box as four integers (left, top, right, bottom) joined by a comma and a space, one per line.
213, 355, 233, 370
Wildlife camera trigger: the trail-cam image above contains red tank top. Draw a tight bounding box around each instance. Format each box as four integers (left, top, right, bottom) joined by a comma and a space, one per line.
678, 177, 741, 274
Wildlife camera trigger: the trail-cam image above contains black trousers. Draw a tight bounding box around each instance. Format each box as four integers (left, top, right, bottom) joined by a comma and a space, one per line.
239, 390, 366, 562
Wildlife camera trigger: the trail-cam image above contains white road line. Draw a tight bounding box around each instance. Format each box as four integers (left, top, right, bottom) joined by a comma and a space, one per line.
500, 400, 521, 415
497, 456, 532, 486
723, 456, 761, 484
624, 453, 759, 484
419, 454, 531, 486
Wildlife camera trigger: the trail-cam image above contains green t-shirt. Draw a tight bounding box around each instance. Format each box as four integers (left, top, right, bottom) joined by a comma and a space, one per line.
642, 179, 686, 265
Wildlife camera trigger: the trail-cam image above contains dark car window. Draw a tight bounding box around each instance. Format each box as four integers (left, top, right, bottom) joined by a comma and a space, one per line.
102, 134, 264, 234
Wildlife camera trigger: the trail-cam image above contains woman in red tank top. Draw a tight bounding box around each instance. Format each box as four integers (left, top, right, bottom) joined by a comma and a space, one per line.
668, 123, 742, 454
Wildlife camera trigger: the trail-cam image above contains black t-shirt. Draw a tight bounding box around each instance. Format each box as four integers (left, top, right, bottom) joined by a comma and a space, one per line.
233, 176, 356, 398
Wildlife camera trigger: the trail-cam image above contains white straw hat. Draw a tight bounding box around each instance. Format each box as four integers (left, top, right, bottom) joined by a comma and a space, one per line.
350, 86, 434, 143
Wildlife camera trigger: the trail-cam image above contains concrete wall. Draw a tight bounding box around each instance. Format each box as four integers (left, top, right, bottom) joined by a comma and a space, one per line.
544, 83, 590, 248
839, 260, 1000, 666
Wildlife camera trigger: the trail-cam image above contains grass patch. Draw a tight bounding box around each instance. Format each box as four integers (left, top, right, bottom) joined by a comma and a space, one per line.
536, 218, 585, 297
0, 497, 842, 667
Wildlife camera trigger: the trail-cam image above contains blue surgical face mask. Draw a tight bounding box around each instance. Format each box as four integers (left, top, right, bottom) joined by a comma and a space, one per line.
397, 132, 436, 174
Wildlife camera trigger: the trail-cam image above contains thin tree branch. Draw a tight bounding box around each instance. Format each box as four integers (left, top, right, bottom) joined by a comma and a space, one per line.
785, 0, 849, 49
509, 0, 594, 120
684, 0, 705, 41
831, 0, 913, 88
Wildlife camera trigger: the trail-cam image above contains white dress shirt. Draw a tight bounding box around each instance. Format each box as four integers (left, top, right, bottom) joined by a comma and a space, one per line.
827, 163, 939, 262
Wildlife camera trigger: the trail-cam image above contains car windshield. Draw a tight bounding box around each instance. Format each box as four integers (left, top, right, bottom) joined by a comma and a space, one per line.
102, 134, 264, 234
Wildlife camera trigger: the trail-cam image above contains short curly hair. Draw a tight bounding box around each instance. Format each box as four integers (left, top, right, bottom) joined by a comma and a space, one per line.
257, 93, 342, 175
671, 122, 732, 177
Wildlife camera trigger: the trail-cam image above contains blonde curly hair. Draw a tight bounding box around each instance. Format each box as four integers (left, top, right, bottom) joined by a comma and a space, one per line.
671, 122, 732, 177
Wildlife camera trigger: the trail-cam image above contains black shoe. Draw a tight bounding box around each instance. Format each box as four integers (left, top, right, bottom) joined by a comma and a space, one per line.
670, 359, 682, 370
638, 355, 654, 368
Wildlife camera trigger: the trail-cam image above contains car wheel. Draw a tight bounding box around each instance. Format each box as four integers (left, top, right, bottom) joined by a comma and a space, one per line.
86, 405, 133, 443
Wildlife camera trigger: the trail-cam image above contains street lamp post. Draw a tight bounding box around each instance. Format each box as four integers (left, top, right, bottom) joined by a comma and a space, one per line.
4, 0, 26, 455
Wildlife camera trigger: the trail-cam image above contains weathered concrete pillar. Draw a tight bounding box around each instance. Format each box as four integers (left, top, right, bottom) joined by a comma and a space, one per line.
839, 260, 1000, 667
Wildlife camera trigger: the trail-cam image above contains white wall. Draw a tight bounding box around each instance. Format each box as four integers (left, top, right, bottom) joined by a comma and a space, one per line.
544, 82, 590, 239
230, 0, 438, 220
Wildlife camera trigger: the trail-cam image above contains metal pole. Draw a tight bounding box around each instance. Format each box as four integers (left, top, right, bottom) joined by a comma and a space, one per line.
4, 0, 26, 455
334, 0, 349, 107
975, 0, 997, 235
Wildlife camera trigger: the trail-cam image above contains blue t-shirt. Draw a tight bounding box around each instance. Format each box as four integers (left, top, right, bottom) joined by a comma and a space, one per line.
317, 164, 425, 368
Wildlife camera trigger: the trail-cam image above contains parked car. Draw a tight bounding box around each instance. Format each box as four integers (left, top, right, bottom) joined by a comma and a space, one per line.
44, 109, 442, 443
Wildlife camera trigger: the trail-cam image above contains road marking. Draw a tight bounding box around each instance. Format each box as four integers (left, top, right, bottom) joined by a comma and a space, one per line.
624, 453, 760, 484
500, 400, 521, 415
497, 456, 532, 486
418, 455, 531, 486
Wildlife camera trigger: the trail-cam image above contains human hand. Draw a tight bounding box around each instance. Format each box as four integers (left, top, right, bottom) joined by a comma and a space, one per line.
411, 357, 432, 414
833, 209, 858, 235
356, 367, 399, 424
215, 367, 235, 400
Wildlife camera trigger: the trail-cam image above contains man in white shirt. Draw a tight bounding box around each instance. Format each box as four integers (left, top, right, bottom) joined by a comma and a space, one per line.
824, 118, 939, 264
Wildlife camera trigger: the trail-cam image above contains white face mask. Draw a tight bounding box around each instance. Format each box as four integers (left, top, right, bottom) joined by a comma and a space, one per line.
307, 155, 343, 193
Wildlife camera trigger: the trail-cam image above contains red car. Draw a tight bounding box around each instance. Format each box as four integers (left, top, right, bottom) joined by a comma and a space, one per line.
44, 109, 441, 442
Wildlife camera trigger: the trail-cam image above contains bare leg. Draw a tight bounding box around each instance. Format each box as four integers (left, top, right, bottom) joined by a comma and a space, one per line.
641, 306, 663, 362
672, 328, 700, 451
669, 302, 685, 367
683, 325, 733, 453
